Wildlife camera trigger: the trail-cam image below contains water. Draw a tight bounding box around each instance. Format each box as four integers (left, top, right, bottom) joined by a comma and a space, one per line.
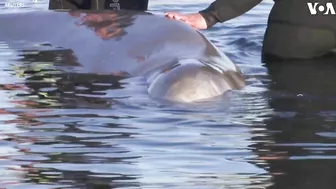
1, 0, 336, 188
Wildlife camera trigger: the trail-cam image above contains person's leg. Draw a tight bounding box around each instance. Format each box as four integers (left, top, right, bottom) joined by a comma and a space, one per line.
262, 22, 336, 62
49, 0, 91, 10
264, 52, 336, 101
103, 0, 149, 11
49, 0, 149, 11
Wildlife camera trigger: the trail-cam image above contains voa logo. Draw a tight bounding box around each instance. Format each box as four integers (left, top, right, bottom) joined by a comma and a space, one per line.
307, 2, 336, 15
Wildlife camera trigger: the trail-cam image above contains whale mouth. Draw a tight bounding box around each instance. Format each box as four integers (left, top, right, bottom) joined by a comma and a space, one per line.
147, 58, 236, 103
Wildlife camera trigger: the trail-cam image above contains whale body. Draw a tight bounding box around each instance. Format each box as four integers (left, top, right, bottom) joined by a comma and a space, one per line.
0, 10, 245, 103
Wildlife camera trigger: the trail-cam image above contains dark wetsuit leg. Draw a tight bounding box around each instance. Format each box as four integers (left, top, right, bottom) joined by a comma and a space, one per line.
264, 52, 336, 96
262, 0, 336, 61
49, 0, 91, 10
262, 23, 336, 62
49, 0, 149, 11
104, 0, 149, 11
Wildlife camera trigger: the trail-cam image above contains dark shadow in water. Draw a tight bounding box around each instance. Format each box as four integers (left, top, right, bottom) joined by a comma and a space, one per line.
0, 10, 159, 188
0, 32, 145, 189
252, 54, 336, 189
13, 49, 128, 109
1, 68, 141, 188
0, 101, 140, 188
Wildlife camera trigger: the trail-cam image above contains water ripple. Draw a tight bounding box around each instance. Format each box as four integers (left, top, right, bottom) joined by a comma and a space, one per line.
1, 1, 336, 189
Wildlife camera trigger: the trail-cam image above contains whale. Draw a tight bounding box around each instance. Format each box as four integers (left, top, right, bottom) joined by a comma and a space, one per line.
0, 10, 245, 103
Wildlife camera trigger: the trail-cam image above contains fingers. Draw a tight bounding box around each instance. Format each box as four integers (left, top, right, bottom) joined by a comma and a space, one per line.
164, 12, 186, 21
164, 12, 198, 30
164, 12, 190, 25
164, 12, 175, 18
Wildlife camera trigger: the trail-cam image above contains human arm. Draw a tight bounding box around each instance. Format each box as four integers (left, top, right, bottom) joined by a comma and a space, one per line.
165, 0, 263, 29
199, 0, 263, 28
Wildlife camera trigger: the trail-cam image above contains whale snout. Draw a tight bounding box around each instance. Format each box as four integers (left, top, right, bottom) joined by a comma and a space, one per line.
147, 59, 245, 103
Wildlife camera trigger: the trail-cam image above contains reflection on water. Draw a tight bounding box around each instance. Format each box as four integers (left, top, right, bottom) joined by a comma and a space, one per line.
1, 31, 269, 188
256, 55, 336, 189
69, 10, 137, 40
0, 42, 272, 188
0, 0, 336, 189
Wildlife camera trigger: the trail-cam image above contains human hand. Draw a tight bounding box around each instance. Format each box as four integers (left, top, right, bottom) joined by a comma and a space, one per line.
164, 12, 208, 30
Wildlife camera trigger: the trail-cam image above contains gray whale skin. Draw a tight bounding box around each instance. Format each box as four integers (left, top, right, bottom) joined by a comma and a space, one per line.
0, 10, 245, 103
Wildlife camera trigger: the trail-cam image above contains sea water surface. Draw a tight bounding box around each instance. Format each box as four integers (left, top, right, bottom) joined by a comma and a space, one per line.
1, 0, 336, 189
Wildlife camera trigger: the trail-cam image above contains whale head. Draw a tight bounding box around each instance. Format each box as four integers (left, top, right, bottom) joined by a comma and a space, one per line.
147, 59, 245, 103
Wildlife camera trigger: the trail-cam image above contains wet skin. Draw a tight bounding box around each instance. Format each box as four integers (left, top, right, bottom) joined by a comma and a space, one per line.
0, 10, 245, 103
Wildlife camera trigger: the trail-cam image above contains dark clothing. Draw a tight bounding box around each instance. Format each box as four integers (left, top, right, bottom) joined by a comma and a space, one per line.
49, 0, 149, 11
199, 0, 336, 60
262, 22, 336, 61
199, 0, 263, 28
